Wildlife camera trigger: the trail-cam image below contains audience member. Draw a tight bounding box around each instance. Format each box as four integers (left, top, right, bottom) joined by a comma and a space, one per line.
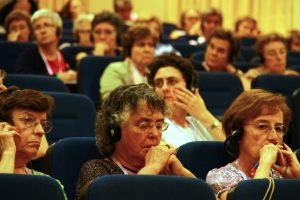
235, 16, 259, 38
4, 9, 32, 42
197, 8, 222, 44
206, 89, 300, 199
169, 9, 201, 40
59, 0, 84, 22
287, 30, 300, 52
76, 11, 123, 61
148, 54, 225, 147
243, 33, 298, 85
113, 0, 137, 25
134, 15, 179, 56
100, 24, 157, 99
14, 9, 77, 83
75, 83, 195, 199
72, 13, 94, 46
0, 0, 38, 26
0, 87, 67, 199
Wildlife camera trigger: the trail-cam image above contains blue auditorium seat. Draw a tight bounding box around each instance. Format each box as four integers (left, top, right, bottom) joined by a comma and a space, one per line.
177, 141, 233, 179
32, 137, 101, 200
233, 179, 300, 200
198, 72, 244, 117
0, 41, 36, 73
4, 74, 68, 92
81, 175, 215, 200
0, 174, 65, 200
44, 92, 96, 143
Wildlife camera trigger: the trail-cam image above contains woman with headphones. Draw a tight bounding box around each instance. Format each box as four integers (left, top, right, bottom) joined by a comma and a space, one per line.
206, 89, 300, 199
243, 33, 298, 84
148, 53, 225, 147
14, 9, 77, 83
75, 83, 195, 200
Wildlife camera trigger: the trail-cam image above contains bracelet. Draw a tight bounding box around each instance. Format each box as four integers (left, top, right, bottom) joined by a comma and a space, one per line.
207, 119, 220, 132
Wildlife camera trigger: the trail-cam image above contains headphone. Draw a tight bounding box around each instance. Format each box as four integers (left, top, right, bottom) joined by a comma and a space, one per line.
224, 129, 243, 158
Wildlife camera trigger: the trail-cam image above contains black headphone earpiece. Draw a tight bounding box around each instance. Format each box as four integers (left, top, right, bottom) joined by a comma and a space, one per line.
107, 124, 121, 142
224, 129, 243, 158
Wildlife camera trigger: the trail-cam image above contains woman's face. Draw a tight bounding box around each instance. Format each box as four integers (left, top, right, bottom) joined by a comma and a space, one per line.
183, 10, 200, 32
202, 15, 222, 39
115, 102, 164, 164
130, 36, 155, 67
8, 19, 31, 42
239, 109, 284, 161
11, 108, 47, 158
76, 20, 92, 45
33, 17, 59, 45
70, 0, 83, 19
237, 20, 256, 38
154, 66, 187, 110
92, 22, 117, 51
263, 41, 287, 73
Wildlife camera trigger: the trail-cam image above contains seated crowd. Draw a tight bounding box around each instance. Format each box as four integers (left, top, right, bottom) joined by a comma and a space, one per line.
1, 0, 300, 199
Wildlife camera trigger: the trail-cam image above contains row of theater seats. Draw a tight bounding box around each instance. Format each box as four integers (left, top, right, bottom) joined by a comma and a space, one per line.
4, 72, 300, 148
29, 138, 300, 200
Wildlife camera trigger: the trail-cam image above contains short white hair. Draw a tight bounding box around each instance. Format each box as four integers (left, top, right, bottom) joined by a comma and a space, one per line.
31, 9, 63, 34
73, 13, 94, 33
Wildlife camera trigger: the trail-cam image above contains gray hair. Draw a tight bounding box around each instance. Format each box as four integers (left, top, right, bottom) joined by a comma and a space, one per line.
95, 83, 169, 156
73, 13, 94, 33
31, 9, 63, 35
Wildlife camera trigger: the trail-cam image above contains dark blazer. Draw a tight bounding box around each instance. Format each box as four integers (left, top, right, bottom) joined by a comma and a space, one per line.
14, 46, 74, 74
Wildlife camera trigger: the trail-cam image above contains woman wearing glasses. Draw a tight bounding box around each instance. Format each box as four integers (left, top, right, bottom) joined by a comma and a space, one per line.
14, 9, 77, 83
206, 89, 300, 200
0, 87, 55, 174
75, 83, 195, 200
243, 33, 298, 88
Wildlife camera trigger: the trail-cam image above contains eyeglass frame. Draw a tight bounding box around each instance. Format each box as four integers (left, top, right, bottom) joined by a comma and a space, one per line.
135, 120, 169, 133
13, 116, 53, 134
244, 121, 288, 136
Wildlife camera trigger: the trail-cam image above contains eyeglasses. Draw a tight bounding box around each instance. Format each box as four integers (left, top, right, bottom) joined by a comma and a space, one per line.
33, 23, 56, 31
15, 116, 53, 133
246, 122, 288, 136
136, 121, 169, 133
0, 69, 6, 79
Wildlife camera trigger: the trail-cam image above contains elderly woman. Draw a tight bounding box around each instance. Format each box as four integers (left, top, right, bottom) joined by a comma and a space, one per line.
75, 83, 195, 199
4, 9, 32, 42
0, 87, 67, 199
100, 23, 157, 99
169, 9, 201, 40
206, 89, 300, 199
148, 54, 225, 147
72, 13, 94, 47
14, 9, 77, 83
59, 0, 84, 21
243, 33, 298, 83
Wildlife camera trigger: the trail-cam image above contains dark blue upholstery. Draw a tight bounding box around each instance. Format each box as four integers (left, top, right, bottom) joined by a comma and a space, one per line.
239, 46, 257, 62
233, 179, 300, 200
234, 62, 259, 72
82, 175, 215, 200
32, 137, 101, 200
0, 41, 36, 73
78, 56, 122, 103
0, 174, 65, 200
295, 148, 300, 162
239, 37, 257, 47
162, 22, 178, 36
172, 43, 204, 58
292, 88, 300, 149
4, 74, 68, 92
44, 92, 96, 143
61, 45, 93, 68
177, 141, 234, 180
252, 74, 300, 106
198, 72, 244, 117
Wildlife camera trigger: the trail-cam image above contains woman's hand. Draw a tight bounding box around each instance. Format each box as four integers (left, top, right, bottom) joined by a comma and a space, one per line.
164, 154, 196, 178
173, 87, 208, 119
7, 31, 21, 42
139, 145, 176, 175
0, 122, 19, 154
57, 70, 77, 83
273, 143, 300, 178
254, 144, 279, 178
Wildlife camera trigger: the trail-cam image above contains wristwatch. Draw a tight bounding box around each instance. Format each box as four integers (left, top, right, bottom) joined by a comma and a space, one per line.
207, 120, 220, 132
